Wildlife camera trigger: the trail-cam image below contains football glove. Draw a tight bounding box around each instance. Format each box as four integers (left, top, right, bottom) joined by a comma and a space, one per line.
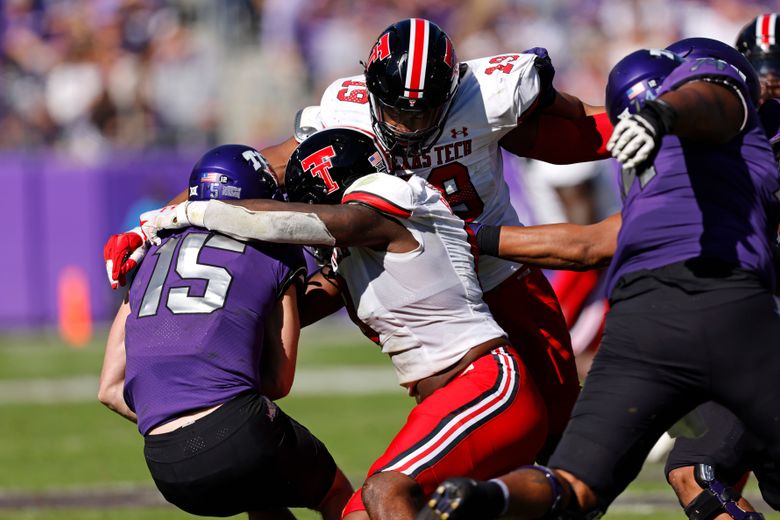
523, 47, 557, 110
415, 478, 506, 520
140, 204, 190, 245
104, 227, 147, 289
607, 99, 677, 170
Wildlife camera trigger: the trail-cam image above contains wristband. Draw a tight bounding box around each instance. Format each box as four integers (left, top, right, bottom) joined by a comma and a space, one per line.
475, 224, 502, 256
641, 98, 678, 135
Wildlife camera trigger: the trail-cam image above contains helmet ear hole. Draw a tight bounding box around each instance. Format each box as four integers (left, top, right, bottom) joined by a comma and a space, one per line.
364, 18, 460, 155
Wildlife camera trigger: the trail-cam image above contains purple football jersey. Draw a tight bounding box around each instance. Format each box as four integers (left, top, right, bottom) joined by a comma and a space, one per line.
607, 58, 780, 295
124, 227, 305, 434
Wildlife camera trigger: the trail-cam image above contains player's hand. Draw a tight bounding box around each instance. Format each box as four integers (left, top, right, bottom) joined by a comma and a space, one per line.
139, 204, 189, 245
415, 478, 504, 520
104, 228, 147, 289
607, 99, 677, 169
523, 47, 556, 109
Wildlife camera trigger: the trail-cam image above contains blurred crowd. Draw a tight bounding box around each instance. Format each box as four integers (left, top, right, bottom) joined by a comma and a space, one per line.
1, 0, 777, 161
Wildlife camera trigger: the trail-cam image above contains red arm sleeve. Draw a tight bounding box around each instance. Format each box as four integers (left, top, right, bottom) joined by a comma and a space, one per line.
526, 112, 613, 164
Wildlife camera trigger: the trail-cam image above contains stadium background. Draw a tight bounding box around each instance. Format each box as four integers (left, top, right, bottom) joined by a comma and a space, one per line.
1, 0, 779, 518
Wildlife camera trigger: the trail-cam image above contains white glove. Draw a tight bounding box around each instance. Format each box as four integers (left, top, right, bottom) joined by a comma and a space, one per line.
607, 99, 677, 170
139, 205, 179, 245
607, 114, 659, 170
144, 201, 210, 244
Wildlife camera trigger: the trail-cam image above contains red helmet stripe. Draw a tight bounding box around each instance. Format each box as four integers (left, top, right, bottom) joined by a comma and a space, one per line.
405, 18, 430, 99
758, 13, 776, 51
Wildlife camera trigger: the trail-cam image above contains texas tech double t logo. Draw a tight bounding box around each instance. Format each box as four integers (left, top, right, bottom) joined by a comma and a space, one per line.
301, 145, 339, 194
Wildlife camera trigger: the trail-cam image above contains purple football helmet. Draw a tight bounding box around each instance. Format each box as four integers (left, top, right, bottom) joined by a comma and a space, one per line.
605, 49, 683, 124
666, 37, 761, 104
188, 144, 280, 201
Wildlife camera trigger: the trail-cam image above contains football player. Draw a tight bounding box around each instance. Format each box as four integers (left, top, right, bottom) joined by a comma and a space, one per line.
416, 43, 780, 520
454, 35, 780, 519
141, 127, 554, 520
660, 22, 780, 518
98, 145, 353, 520
105, 19, 615, 471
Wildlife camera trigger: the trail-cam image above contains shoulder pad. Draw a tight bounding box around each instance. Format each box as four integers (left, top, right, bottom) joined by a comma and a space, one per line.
294, 106, 322, 142
319, 75, 373, 130
342, 173, 413, 218
660, 57, 752, 107
466, 53, 541, 124
659, 57, 751, 130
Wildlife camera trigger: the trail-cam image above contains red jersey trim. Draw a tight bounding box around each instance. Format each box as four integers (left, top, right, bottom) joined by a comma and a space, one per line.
342, 191, 413, 218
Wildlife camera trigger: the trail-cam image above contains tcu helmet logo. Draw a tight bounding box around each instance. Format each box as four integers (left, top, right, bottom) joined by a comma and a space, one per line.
367, 33, 391, 65
301, 145, 340, 194
242, 149, 269, 172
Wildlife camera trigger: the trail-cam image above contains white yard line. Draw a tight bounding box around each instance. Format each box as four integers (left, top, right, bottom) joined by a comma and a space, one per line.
0, 366, 400, 405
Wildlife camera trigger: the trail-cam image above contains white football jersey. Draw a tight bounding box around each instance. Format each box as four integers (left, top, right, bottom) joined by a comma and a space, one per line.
333, 173, 507, 387
303, 53, 544, 291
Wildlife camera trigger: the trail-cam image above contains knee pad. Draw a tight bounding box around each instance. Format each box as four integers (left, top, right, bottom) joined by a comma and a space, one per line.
684, 464, 765, 520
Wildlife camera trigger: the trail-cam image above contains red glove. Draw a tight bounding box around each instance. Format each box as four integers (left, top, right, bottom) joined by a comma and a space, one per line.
104, 227, 147, 289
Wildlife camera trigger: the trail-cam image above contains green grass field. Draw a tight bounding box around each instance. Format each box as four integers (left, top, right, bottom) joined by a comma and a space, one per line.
0, 319, 776, 520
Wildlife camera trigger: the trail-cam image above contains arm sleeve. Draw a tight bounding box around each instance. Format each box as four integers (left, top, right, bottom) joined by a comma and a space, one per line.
193, 200, 337, 245
526, 112, 613, 163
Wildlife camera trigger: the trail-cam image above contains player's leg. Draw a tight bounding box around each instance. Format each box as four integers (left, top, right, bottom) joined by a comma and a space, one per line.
270, 400, 353, 517
708, 287, 780, 466
349, 344, 547, 520
420, 278, 711, 519
666, 402, 758, 518
317, 468, 354, 520
483, 267, 580, 459
143, 391, 348, 516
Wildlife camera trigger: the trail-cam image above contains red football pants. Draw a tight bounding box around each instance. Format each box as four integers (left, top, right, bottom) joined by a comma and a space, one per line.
342, 345, 546, 517
483, 267, 580, 437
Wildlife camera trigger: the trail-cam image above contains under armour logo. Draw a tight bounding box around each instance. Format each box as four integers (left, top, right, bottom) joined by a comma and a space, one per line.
301, 145, 340, 194
189, 186, 198, 197
451, 127, 468, 138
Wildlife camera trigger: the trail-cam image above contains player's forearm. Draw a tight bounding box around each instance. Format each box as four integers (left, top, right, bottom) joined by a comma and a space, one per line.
98, 381, 138, 423
98, 301, 138, 423
259, 136, 299, 186
660, 81, 744, 142
260, 289, 299, 400
496, 213, 619, 270
182, 199, 391, 249
185, 199, 338, 246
